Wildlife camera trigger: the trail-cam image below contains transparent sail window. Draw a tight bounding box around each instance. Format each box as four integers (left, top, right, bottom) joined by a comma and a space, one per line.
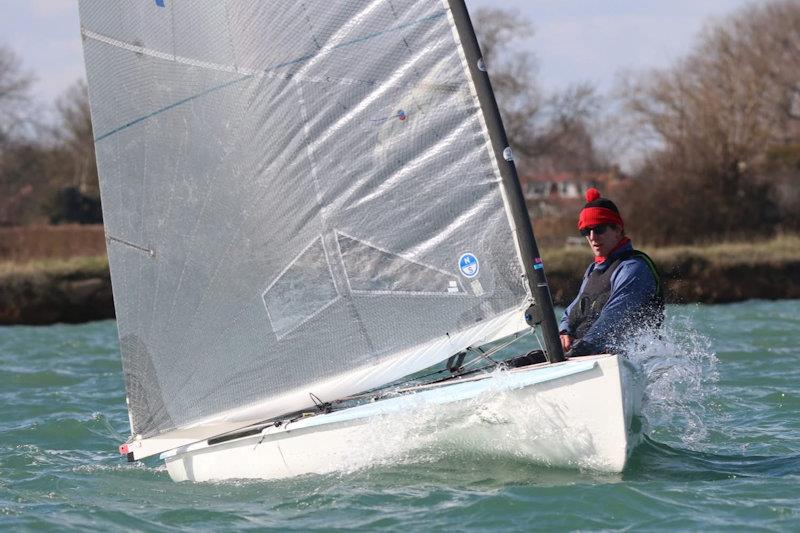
337, 232, 464, 295
262, 237, 339, 339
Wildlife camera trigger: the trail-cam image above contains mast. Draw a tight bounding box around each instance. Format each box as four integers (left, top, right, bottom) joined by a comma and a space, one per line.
447, 0, 565, 363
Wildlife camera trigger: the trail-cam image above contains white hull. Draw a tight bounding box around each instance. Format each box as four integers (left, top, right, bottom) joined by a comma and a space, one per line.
163, 354, 644, 482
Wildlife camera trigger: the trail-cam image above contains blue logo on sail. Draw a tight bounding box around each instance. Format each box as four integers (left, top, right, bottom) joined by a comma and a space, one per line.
458, 253, 479, 278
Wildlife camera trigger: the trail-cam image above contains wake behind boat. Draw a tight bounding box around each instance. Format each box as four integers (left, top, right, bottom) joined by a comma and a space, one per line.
78, 0, 643, 481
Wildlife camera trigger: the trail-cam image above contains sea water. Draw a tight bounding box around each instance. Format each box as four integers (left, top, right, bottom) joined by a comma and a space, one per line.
1, 301, 798, 530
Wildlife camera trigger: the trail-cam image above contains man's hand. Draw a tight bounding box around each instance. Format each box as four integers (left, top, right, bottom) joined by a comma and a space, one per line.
560, 334, 573, 352
565, 340, 596, 358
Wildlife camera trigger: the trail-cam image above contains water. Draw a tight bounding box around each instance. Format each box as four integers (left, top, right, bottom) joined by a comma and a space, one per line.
1, 301, 799, 530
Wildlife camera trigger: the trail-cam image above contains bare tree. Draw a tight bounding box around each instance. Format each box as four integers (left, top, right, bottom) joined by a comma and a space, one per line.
0, 44, 34, 146
734, 1, 800, 143
473, 8, 602, 174
530, 83, 605, 173
473, 8, 542, 162
52, 80, 98, 197
0, 44, 36, 224
0, 74, 100, 225
617, 0, 800, 244
625, 1, 800, 170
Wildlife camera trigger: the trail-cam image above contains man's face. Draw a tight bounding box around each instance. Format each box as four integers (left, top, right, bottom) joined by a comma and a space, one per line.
583, 224, 624, 257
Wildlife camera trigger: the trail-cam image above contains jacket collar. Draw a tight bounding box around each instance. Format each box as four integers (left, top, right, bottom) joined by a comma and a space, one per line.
593, 238, 632, 270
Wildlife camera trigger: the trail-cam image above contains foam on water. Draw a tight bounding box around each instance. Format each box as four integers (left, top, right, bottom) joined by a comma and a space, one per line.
295, 365, 627, 479
621, 311, 719, 448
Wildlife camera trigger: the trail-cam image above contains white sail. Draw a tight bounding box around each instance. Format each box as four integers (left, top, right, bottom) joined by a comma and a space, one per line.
79, 0, 531, 456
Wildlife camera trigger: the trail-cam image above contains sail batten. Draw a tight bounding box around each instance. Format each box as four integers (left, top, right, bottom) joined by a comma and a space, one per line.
80, 0, 536, 452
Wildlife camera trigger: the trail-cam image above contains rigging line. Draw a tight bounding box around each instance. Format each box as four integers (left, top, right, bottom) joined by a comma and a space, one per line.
333, 328, 535, 403
531, 326, 546, 354
464, 328, 534, 367
86, 10, 447, 142
331, 363, 493, 405
309, 392, 332, 413
404, 329, 535, 384
397, 363, 497, 391
466, 345, 497, 366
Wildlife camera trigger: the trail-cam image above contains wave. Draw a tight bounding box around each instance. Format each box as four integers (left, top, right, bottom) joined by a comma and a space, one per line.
627, 435, 800, 481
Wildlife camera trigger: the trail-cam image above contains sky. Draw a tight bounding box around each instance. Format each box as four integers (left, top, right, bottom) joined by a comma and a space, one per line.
2, 0, 753, 110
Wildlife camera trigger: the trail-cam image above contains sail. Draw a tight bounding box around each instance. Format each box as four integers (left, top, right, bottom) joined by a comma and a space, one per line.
79, 0, 532, 453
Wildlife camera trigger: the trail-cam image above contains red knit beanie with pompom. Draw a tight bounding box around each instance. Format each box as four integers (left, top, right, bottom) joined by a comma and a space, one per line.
578, 188, 624, 230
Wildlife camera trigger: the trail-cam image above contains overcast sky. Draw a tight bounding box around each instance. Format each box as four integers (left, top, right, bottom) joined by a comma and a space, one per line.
3, 0, 753, 108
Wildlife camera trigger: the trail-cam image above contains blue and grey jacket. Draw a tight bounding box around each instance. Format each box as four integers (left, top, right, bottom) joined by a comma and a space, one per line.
559, 240, 663, 356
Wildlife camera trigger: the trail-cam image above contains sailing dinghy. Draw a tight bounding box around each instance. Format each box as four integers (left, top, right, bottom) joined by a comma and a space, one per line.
78, 0, 644, 481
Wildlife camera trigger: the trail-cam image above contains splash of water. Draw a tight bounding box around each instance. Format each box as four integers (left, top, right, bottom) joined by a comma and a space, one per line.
307, 365, 629, 480
621, 311, 719, 448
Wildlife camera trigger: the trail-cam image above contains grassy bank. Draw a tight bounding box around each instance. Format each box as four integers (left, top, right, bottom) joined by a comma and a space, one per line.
0, 255, 113, 325
543, 234, 800, 305
1, 234, 799, 324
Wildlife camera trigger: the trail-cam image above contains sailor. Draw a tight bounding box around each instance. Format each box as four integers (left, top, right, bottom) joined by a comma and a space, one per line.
559, 188, 664, 357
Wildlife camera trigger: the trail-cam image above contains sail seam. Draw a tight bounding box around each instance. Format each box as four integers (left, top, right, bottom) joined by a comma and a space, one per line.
266, 11, 448, 70
82, 28, 246, 74
350, 290, 469, 297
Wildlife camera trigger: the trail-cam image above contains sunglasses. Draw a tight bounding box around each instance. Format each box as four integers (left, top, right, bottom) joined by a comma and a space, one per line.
580, 224, 612, 237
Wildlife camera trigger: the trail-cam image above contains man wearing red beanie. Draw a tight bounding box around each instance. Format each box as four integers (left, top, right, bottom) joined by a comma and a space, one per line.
559, 188, 664, 357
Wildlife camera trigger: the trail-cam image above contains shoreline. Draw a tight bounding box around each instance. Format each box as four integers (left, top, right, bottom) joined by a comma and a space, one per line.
0, 256, 113, 325
2, 236, 799, 325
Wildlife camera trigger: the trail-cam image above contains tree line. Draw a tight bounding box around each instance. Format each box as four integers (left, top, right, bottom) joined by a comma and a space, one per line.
617, 0, 800, 245
0, 46, 99, 226
477, 1, 800, 246
1, 1, 798, 247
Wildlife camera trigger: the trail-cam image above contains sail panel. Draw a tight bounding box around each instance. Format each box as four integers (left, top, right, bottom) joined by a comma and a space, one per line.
127, 307, 529, 460
79, 0, 530, 442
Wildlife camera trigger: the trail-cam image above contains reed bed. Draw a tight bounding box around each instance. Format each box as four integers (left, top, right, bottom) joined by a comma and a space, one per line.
0, 224, 106, 262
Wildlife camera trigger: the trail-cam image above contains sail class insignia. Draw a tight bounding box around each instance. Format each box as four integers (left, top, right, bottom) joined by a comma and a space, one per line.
458, 253, 479, 278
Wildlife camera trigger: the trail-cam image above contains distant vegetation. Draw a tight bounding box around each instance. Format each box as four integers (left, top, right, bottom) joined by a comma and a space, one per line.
543, 234, 800, 270
616, 1, 800, 245
0, 224, 106, 262
0, 254, 107, 279
0, 226, 111, 324
0, 253, 112, 324
543, 234, 800, 305
476, 1, 800, 246
3, 228, 798, 324
0, 45, 99, 226
0, 1, 798, 250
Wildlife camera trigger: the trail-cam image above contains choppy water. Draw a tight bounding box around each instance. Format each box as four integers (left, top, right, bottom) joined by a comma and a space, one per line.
1, 301, 799, 531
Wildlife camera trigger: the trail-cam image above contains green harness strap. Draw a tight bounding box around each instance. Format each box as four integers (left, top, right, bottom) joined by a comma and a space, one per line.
632, 250, 663, 299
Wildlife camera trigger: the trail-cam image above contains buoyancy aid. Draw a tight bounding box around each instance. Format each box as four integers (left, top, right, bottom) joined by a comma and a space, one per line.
566, 249, 664, 341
